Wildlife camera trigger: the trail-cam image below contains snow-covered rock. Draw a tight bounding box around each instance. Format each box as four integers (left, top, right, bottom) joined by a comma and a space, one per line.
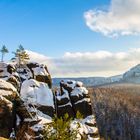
20, 79, 55, 119
16, 65, 33, 82
56, 87, 74, 117
0, 62, 20, 90
56, 80, 99, 139
0, 62, 100, 140
16, 79, 54, 140
57, 80, 92, 118
70, 115, 99, 140
21, 79, 54, 107
27, 62, 52, 88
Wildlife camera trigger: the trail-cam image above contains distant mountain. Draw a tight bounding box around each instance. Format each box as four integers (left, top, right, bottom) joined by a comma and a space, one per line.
123, 64, 140, 83
53, 75, 122, 87
53, 64, 140, 87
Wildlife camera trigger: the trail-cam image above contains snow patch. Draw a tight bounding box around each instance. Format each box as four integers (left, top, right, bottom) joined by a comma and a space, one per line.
32, 64, 49, 76
20, 79, 54, 107
74, 98, 90, 105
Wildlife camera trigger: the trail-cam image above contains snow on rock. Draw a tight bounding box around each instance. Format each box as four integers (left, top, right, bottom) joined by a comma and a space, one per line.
0, 62, 17, 79
32, 64, 49, 76
56, 87, 70, 101
16, 66, 33, 82
21, 79, 54, 107
0, 79, 17, 96
70, 115, 99, 140
27, 62, 52, 88
0, 79, 18, 138
56, 80, 100, 139
56, 87, 74, 117
57, 80, 92, 118
0, 62, 20, 89
60, 80, 83, 92
71, 86, 88, 97
30, 112, 52, 132
0, 61, 100, 140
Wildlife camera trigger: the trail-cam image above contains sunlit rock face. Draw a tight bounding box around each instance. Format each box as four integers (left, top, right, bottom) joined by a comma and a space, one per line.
16, 65, 33, 82
56, 88, 74, 118
57, 80, 92, 118
70, 115, 100, 140
16, 79, 54, 139
0, 62, 54, 139
56, 80, 99, 139
0, 63, 20, 90
0, 79, 18, 138
0, 62, 100, 140
27, 62, 52, 88
20, 79, 55, 117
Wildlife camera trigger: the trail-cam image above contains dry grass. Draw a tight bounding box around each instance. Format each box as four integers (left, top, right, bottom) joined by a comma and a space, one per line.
88, 83, 140, 140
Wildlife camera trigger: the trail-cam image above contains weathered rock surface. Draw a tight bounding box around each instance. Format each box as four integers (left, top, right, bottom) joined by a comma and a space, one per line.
0, 62, 99, 140
57, 80, 92, 118
56, 80, 99, 139
0, 79, 18, 138
27, 62, 52, 88
0, 63, 20, 90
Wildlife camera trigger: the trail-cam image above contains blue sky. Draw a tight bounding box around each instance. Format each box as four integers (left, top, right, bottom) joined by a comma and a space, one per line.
0, 0, 139, 57
1, 0, 140, 77
0, 0, 110, 57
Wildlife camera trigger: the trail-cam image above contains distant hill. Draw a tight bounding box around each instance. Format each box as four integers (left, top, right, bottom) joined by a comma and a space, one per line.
53, 64, 140, 87
123, 64, 140, 83
52, 75, 122, 87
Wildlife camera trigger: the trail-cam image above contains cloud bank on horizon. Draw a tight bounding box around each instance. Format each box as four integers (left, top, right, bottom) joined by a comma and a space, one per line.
27, 49, 140, 77
84, 0, 140, 37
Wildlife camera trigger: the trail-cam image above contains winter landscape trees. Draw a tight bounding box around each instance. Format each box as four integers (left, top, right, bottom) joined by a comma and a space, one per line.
0, 45, 9, 62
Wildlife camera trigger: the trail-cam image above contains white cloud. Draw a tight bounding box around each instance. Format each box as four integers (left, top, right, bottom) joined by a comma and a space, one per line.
27, 49, 140, 77
84, 0, 140, 37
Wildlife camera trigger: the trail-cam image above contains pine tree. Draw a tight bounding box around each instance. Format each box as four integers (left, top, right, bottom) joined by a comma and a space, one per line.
12, 45, 29, 67
43, 113, 79, 140
0, 45, 9, 62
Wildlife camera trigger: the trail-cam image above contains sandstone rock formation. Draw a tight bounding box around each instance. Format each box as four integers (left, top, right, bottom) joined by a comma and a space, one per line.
0, 79, 18, 138
57, 80, 92, 118
0, 63, 20, 90
0, 62, 100, 140
56, 80, 99, 139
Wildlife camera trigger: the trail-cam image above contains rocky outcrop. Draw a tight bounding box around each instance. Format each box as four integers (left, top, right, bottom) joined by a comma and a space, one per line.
57, 80, 92, 118
0, 62, 100, 140
71, 115, 100, 139
0, 79, 18, 138
27, 62, 52, 88
16, 74, 54, 139
56, 80, 99, 139
20, 79, 55, 118
0, 63, 20, 90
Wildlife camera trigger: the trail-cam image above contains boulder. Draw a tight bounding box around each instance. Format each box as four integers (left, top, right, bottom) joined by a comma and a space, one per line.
27, 62, 52, 88
16, 65, 33, 82
59, 80, 92, 118
16, 79, 54, 139
70, 115, 100, 140
0, 62, 20, 90
56, 89, 74, 118
20, 79, 55, 117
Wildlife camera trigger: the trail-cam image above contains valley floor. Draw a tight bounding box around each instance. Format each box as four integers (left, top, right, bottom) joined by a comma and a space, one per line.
88, 83, 140, 140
